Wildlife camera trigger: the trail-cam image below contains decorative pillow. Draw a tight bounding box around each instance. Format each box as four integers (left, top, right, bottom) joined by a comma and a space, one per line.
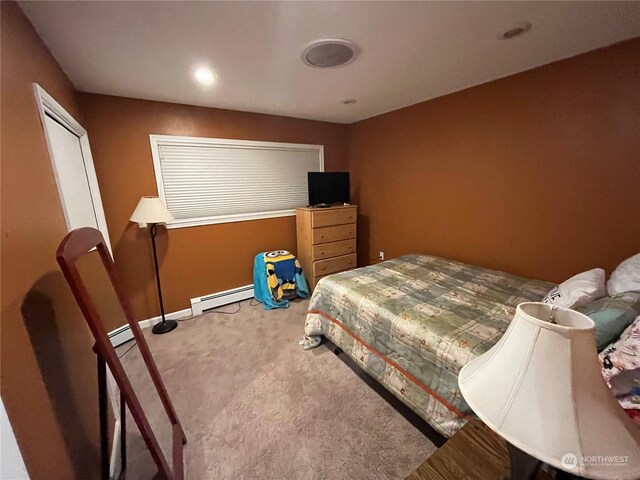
542, 268, 605, 308
608, 253, 640, 296
599, 315, 640, 384
579, 292, 640, 351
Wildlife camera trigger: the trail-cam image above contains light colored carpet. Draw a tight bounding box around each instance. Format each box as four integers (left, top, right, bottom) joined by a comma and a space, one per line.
118, 299, 436, 479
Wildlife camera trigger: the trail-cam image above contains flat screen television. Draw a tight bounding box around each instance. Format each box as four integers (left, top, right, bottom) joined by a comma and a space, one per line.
308, 172, 350, 207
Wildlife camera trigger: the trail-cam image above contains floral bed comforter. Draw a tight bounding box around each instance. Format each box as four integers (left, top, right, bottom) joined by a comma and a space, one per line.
303, 254, 552, 437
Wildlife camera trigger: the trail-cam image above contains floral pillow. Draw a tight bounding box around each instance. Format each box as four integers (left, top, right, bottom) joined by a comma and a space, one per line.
600, 315, 640, 382
599, 315, 640, 425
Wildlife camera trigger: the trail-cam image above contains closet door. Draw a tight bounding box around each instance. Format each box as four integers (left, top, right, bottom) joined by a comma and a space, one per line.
35, 84, 111, 251
44, 114, 99, 230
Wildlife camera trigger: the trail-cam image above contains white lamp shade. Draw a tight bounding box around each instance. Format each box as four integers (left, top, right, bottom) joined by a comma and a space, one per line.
459, 302, 640, 479
130, 196, 174, 224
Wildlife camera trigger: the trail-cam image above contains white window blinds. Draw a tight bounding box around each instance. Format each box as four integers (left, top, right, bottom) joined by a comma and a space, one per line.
150, 135, 323, 228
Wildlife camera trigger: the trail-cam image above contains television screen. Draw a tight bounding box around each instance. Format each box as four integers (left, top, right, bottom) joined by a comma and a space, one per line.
308, 172, 350, 206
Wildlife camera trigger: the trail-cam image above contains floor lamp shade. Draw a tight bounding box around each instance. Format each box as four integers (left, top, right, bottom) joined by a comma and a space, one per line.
130, 196, 173, 224
459, 302, 640, 480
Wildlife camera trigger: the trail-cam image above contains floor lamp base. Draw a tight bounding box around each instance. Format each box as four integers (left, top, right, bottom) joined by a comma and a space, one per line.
152, 319, 178, 335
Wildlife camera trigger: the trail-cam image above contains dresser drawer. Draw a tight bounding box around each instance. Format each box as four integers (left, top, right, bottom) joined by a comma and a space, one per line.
311, 207, 357, 228
312, 239, 356, 261
313, 253, 356, 277
312, 224, 356, 245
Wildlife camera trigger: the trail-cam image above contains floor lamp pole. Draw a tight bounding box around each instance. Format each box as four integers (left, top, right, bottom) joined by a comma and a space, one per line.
150, 223, 177, 335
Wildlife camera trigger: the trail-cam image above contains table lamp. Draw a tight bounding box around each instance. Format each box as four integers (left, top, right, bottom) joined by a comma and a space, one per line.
459, 302, 640, 480
130, 196, 177, 335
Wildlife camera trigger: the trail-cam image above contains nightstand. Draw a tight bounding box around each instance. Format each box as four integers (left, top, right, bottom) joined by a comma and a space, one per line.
406, 419, 553, 480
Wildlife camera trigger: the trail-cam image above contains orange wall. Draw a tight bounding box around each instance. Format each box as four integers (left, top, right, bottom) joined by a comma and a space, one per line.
78, 93, 349, 323
348, 38, 640, 282
3, 2, 639, 476
1, 2, 101, 478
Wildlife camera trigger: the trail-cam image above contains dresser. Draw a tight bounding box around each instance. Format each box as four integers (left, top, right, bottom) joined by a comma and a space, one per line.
296, 205, 357, 291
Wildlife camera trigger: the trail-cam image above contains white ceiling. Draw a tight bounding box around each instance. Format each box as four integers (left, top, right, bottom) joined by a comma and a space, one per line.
20, 1, 640, 124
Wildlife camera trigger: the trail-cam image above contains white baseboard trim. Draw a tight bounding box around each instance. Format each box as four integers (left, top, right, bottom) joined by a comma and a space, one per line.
105, 368, 121, 478
110, 419, 120, 478
108, 308, 192, 348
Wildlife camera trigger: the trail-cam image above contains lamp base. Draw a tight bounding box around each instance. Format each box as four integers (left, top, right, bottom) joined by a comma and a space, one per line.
152, 319, 178, 335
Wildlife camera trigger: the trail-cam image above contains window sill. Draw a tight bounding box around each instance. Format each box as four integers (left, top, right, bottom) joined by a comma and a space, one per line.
166, 209, 297, 229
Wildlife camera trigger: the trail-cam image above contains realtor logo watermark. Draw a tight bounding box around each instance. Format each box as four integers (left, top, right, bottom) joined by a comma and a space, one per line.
561, 453, 630, 469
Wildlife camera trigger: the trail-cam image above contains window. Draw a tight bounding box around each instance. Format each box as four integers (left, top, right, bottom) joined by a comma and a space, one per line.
150, 135, 324, 228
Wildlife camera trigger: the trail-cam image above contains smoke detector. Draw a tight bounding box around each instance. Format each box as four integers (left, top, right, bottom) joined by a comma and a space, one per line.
301, 39, 359, 68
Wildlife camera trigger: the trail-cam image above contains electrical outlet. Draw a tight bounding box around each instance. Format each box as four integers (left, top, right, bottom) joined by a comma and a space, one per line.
379, 251, 385, 261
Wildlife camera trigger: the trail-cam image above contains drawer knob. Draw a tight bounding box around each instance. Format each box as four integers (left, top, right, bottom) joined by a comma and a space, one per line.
348, 261, 352, 265
320, 250, 325, 254
320, 235, 324, 239
321, 266, 326, 271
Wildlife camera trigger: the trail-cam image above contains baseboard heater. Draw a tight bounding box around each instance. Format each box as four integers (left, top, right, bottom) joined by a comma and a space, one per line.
190, 284, 255, 316
108, 324, 134, 347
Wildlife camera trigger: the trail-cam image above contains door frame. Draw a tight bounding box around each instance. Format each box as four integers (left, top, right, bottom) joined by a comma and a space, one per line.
33, 83, 112, 253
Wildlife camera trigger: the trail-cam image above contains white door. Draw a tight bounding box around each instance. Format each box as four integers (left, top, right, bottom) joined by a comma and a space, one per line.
34, 84, 111, 251
44, 115, 100, 230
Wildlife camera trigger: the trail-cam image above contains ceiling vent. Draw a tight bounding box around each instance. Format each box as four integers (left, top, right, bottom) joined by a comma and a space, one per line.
301, 39, 359, 68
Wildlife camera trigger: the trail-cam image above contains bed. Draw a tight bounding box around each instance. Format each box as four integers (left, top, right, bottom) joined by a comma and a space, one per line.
303, 254, 553, 438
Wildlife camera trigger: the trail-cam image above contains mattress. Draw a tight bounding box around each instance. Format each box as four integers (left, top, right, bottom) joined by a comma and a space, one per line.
303, 254, 552, 437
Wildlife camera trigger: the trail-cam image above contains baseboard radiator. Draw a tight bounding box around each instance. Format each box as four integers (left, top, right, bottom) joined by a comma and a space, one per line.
108, 324, 134, 347
190, 284, 255, 316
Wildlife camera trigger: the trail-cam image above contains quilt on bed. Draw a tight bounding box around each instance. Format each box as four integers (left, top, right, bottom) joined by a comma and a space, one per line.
303, 254, 552, 437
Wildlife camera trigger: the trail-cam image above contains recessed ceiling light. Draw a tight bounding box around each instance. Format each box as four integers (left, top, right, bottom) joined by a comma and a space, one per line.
194, 67, 216, 85
500, 22, 532, 40
342, 99, 357, 105
302, 39, 359, 68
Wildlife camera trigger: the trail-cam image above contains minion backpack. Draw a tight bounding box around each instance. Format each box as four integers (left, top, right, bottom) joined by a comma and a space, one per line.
253, 250, 309, 309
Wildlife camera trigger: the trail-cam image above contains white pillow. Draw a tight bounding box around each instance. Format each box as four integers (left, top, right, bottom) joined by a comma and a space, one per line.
542, 268, 606, 308
607, 253, 640, 296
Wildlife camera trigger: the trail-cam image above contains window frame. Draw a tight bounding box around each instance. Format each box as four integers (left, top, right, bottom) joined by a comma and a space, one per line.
149, 134, 324, 229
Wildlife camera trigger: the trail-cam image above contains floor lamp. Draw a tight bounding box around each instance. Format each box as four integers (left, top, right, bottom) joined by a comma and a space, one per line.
130, 196, 178, 335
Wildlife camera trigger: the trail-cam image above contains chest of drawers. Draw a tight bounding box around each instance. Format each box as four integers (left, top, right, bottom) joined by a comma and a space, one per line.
295, 205, 357, 291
